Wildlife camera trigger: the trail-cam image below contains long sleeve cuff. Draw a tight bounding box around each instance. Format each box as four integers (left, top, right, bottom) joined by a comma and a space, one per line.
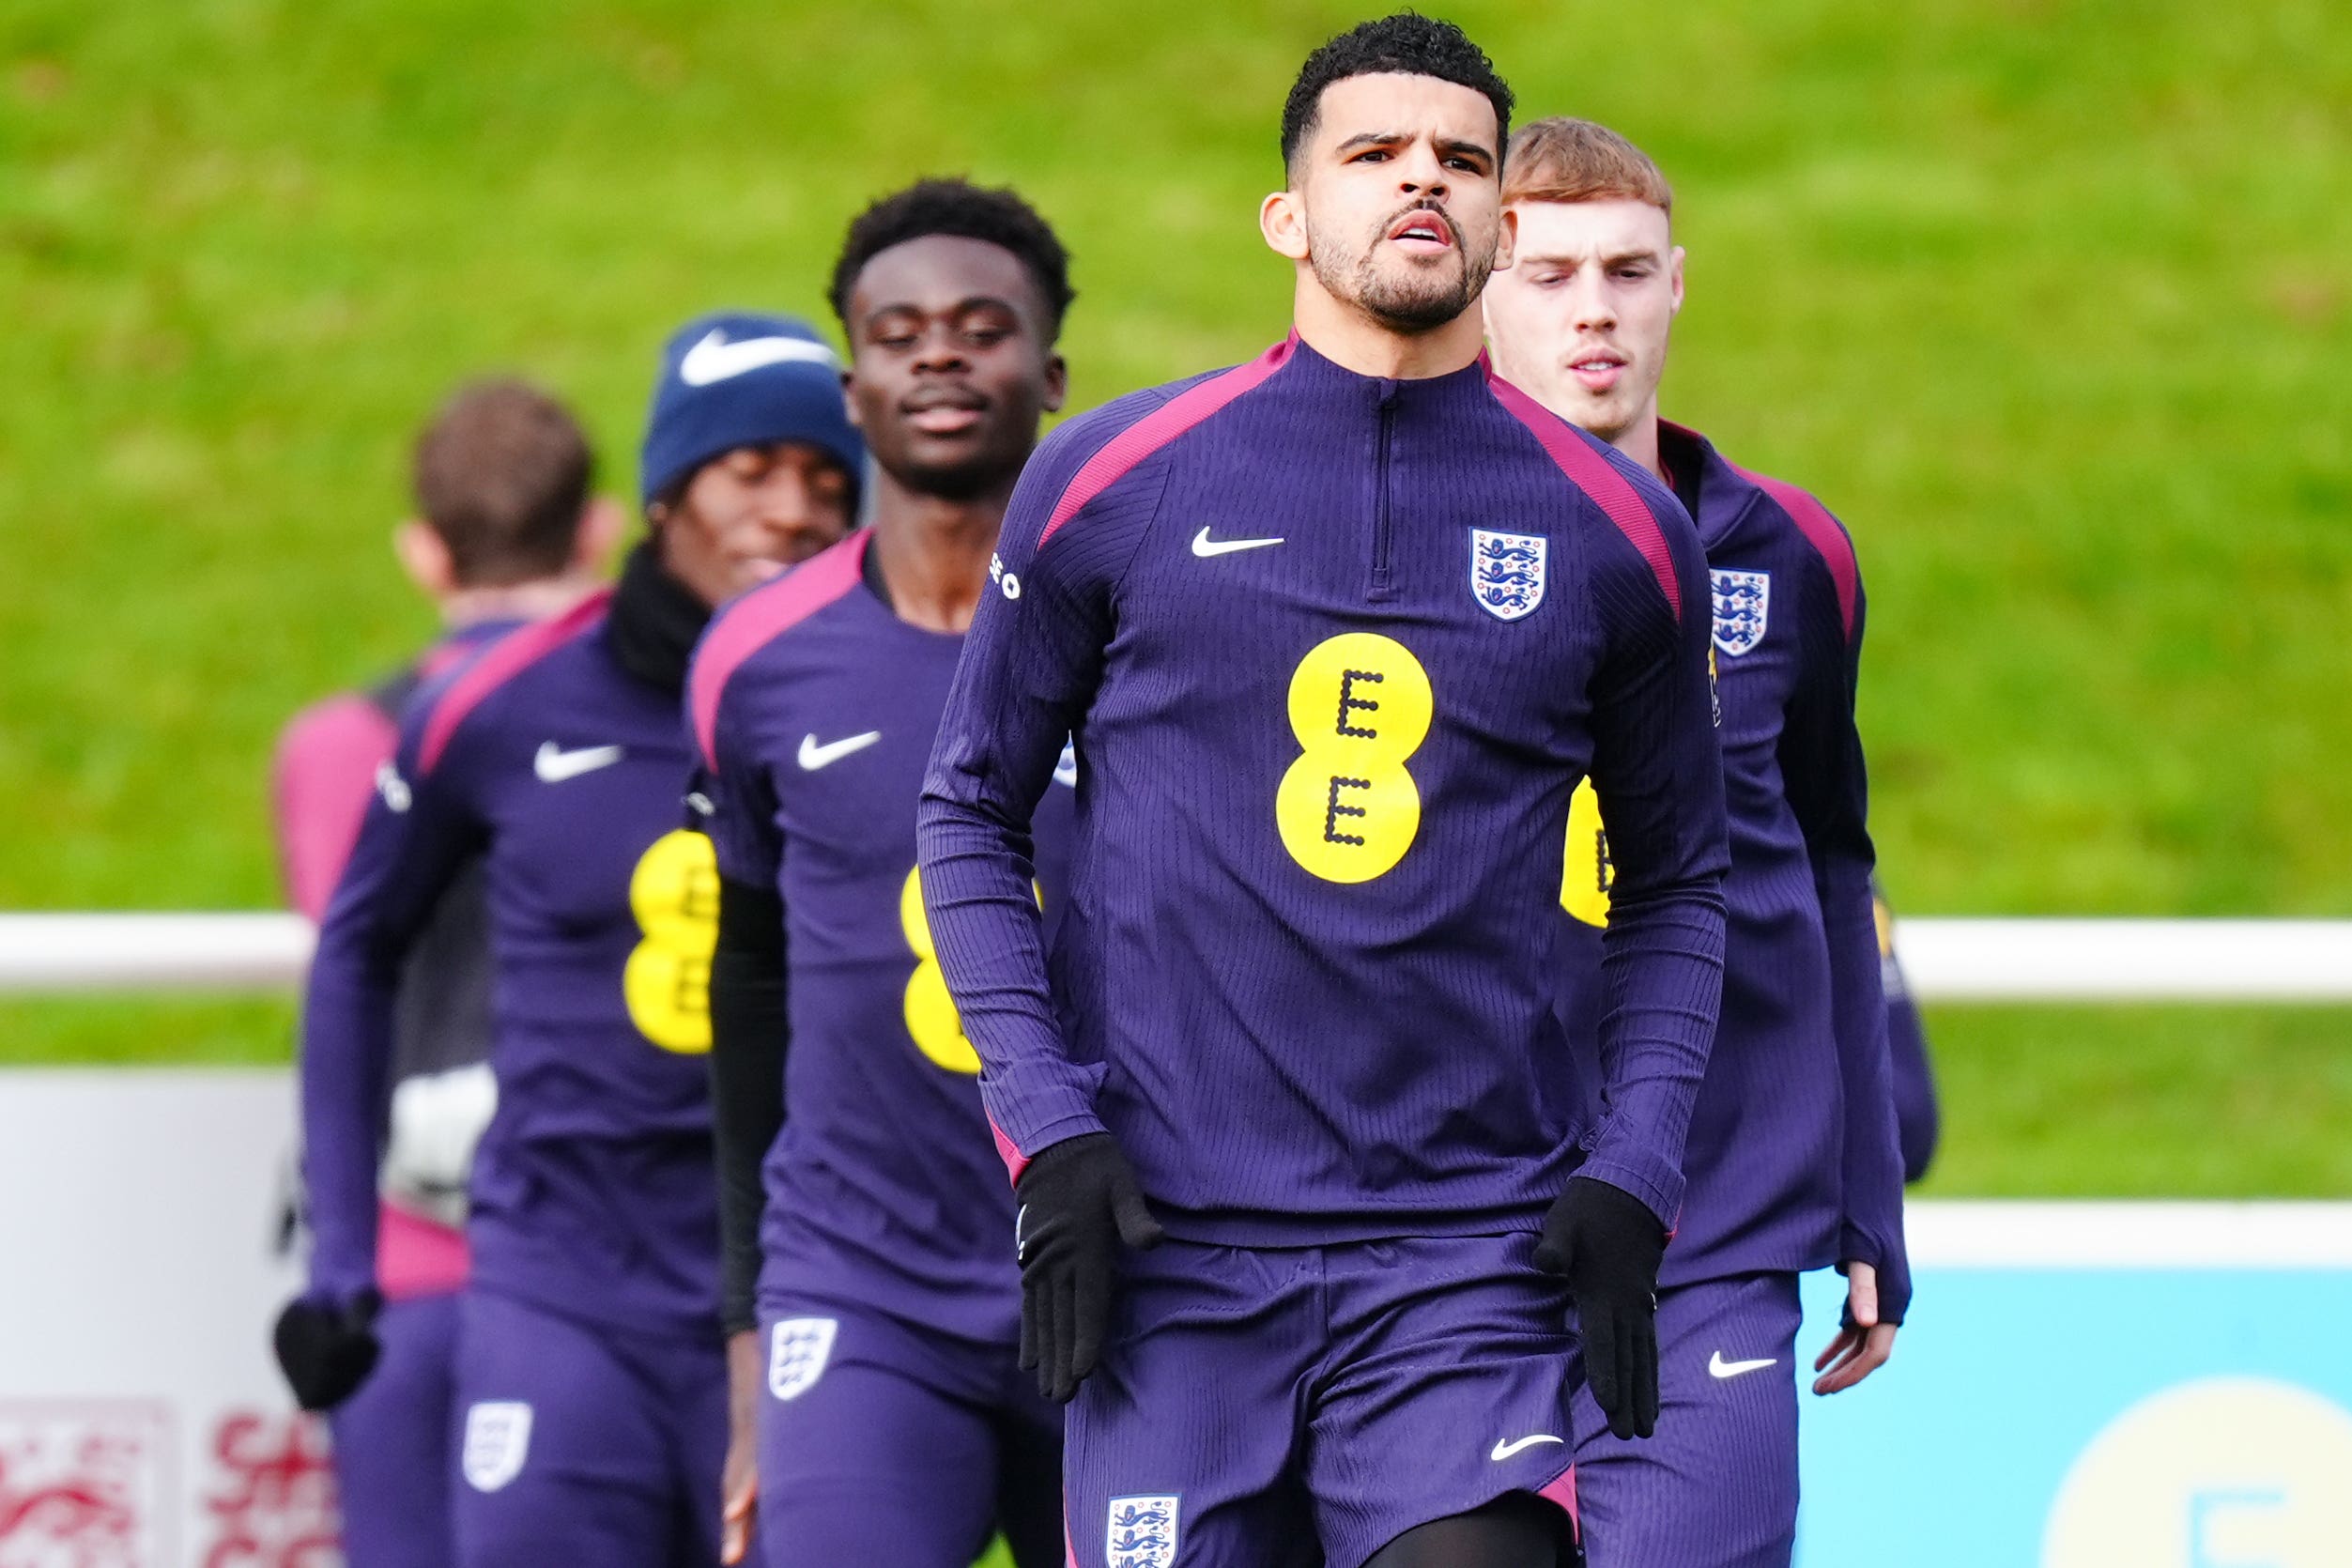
1575, 1143, 1685, 1233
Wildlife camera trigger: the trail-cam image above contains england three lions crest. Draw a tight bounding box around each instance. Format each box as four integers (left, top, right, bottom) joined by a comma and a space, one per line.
1470, 530, 1547, 622
1106, 1494, 1181, 1568
1711, 569, 1770, 655
462, 1401, 532, 1492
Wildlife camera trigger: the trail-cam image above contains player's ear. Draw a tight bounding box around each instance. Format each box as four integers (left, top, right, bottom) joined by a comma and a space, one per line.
574, 496, 627, 575
1495, 203, 1519, 272
393, 519, 456, 600
1668, 243, 1687, 319
839, 368, 864, 431
1260, 190, 1310, 262
1041, 351, 1068, 416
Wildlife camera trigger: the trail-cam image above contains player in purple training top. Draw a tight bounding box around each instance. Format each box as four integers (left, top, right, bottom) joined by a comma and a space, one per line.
298, 315, 858, 1568
1876, 884, 1942, 1180
918, 18, 1730, 1568
272, 378, 615, 1568
1483, 118, 1909, 1566
691, 179, 1078, 1568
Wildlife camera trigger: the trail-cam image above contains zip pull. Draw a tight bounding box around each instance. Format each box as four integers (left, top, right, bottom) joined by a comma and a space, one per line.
1372, 387, 1398, 600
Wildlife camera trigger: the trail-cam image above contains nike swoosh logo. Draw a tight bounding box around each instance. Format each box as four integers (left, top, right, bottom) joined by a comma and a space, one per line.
533, 742, 623, 783
1709, 1352, 1777, 1380
1191, 527, 1284, 558
797, 731, 883, 771
1489, 1435, 1565, 1462
677, 329, 839, 387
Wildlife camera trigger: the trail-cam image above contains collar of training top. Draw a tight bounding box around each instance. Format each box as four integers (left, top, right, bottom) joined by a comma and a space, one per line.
606, 540, 711, 696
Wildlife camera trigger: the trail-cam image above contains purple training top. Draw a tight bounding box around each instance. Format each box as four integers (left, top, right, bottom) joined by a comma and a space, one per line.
918, 336, 1730, 1241
303, 592, 723, 1337
1556, 422, 1911, 1319
689, 531, 1075, 1345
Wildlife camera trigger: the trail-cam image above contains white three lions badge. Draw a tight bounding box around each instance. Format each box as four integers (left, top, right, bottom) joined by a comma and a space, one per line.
1106, 1495, 1181, 1568
1470, 530, 1547, 622
768, 1316, 838, 1402
1711, 569, 1770, 655
462, 1401, 532, 1492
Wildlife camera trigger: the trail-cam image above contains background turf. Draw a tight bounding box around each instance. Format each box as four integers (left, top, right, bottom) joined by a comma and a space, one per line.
1, 0, 2345, 1193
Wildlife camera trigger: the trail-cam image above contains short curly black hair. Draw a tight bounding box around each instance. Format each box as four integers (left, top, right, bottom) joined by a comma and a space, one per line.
1280, 13, 1513, 173
829, 177, 1075, 343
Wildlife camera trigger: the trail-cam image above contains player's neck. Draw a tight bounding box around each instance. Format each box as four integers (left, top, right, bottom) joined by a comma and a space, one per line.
867, 469, 1017, 635
438, 575, 600, 630
1609, 406, 1666, 483
1293, 280, 1486, 380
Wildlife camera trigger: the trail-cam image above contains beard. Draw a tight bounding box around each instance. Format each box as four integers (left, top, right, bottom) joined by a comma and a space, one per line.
891, 449, 1011, 501
1310, 202, 1495, 332
872, 410, 1031, 503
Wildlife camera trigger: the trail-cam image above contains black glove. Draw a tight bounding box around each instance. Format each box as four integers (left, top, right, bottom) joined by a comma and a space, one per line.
272, 1289, 382, 1411
1535, 1176, 1667, 1440
1013, 1133, 1164, 1403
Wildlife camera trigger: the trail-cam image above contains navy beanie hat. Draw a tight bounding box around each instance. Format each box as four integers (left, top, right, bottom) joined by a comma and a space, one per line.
638, 312, 865, 511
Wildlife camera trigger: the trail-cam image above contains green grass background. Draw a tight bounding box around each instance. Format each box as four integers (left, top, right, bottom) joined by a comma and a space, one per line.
1, 0, 2346, 1194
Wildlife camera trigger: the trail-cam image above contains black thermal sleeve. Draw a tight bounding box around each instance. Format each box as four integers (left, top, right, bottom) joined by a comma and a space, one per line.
709, 873, 788, 1336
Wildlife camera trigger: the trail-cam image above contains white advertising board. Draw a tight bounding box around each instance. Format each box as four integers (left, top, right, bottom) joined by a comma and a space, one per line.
5, 1070, 2351, 1567
0, 1070, 323, 1567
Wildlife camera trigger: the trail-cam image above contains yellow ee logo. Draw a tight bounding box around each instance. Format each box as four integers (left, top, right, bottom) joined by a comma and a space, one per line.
899, 866, 983, 1076
1276, 633, 1433, 884
1560, 779, 1612, 928
623, 829, 720, 1053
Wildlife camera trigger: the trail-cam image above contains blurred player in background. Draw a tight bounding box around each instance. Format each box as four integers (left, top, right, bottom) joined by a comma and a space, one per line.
920, 17, 1729, 1568
291, 315, 858, 1568
271, 378, 616, 1568
692, 178, 1075, 1568
1877, 884, 1942, 1181
1483, 116, 1908, 1567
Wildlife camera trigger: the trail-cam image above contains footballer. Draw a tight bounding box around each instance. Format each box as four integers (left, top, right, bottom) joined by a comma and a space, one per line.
273, 377, 614, 1568
691, 180, 1078, 1567
296, 315, 857, 1567
919, 17, 1729, 1568
1483, 117, 1910, 1567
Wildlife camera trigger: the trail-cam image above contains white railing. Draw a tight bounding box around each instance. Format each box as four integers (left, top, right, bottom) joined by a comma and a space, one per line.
0, 914, 2347, 1000
0, 913, 314, 992
1896, 918, 2352, 1002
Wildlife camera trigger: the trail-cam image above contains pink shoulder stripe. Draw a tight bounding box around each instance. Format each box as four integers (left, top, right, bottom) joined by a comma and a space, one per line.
1486, 370, 1682, 622
688, 531, 869, 770
1729, 461, 1857, 641
1037, 336, 1298, 548
417, 589, 612, 775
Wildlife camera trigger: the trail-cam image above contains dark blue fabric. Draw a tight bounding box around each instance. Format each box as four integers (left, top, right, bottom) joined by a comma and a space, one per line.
918, 338, 1729, 1242
694, 537, 1076, 1345
304, 604, 724, 1334
638, 311, 864, 508
1555, 424, 1911, 1322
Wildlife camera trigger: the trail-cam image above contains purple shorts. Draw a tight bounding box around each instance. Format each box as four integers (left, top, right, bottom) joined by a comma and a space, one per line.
1571, 1271, 1803, 1568
452, 1289, 732, 1568
331, 1291, 459, 1568
1066, 1234, 1580, 1568
753, 1293, 1063, 1568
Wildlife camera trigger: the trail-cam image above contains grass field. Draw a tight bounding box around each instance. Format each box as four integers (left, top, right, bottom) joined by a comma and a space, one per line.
1, 1, 2346, 1189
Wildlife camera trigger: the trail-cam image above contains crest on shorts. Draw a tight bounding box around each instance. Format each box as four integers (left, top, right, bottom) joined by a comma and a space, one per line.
1469, 530, 1547, 622
1710, 569, 1770, 656
462, 1401, 532, 1492
768, 1316, 838, 1402
1105, 1494, 1182, 1568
